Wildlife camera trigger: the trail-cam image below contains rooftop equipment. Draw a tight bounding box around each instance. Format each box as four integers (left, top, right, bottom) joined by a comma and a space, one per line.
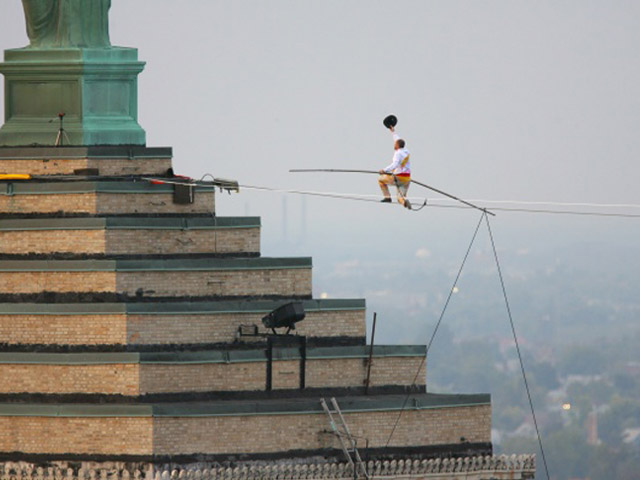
262, 302, 306, 334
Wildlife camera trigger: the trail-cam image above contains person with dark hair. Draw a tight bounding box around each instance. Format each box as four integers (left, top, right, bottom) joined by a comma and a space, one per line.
378, 125, 411, 209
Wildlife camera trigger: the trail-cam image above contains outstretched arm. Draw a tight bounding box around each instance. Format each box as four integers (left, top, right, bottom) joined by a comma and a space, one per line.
390, 126, 400, 142
380, 126, 401, 173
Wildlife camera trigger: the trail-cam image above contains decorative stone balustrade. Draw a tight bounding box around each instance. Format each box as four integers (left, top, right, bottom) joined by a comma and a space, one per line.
0, 455, 535, 480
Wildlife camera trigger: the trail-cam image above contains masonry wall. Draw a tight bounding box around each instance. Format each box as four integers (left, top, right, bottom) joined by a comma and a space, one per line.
0, 417, 153, 455
0, 405, 489, 457
0, 272, 116, 294
105, 229, 260, 255
0, 192, 215, 215
127, 310, 365, 345
117, 269, 312, 297
0, 364, 140, 395
0, 355, 419, 396
0, 228, 260, 255
0, 268, 310, 297
0, 194, 96, 215
96, 193, 215, 215
0, 158, 172, 176
0, 310, 365, 346
152, 406, 492, 455
306, 357, 426, 388
0, 314, 128, 345
0, 231, 106, 255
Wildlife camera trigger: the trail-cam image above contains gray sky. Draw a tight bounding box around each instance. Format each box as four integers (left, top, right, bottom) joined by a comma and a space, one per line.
2, 0, 640, 308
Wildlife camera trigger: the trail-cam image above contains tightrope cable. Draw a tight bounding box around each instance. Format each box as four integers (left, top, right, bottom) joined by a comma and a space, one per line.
137, 176, 640, 218
290, 168, 494, 216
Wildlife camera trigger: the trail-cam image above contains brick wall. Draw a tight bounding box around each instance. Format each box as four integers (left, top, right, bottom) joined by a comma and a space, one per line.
0, 192, 215, 215
96, 192, 215, 215
271, 360, 301, 390
0, 314, 128, 345
0, 269, 309, 296
0, 158, 171, 176
305, 356, 426, 389
0, 355, 416, 395
153, 406, 491, 455
117, 269, 312, 297
128, 310, 364, 345
0, 230, 107, 255
0, 194, 96, 214
0, 364, 140, 395
0, 272, 116, 294
0, 405, 489, 456
87, 158, 172, 176
0, 159, 91, 176
0, 417, 153, 455
0, 228, 259, 255
105, 228, 260, 255
0, 310, 364, 346
140, 363, 261, 393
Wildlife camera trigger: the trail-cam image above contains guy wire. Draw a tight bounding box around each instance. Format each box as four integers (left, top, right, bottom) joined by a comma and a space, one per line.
485, 214, 551, 480
384, 212, 485, 447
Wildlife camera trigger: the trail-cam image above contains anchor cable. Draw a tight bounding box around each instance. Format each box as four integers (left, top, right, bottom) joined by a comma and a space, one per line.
485, 215, 550, 480
290, 168, 493, 216
136, 174, 640, 218
384, 212, 486, 447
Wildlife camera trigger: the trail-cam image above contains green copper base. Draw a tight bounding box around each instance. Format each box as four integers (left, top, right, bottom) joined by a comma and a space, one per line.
0, 47, 146, 147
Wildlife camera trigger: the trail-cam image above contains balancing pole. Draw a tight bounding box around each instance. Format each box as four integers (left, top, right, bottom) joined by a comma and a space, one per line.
289, 168, 495, 216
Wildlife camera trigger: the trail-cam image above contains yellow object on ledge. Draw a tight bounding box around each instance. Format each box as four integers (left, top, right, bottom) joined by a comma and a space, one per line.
0, 174, 31, 180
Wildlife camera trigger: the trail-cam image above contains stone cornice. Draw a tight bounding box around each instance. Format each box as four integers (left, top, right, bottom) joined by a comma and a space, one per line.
0, 455, 536, 480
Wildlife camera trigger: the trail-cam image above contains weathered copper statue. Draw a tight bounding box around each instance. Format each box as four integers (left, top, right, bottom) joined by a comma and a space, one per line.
21, 0, 111, 48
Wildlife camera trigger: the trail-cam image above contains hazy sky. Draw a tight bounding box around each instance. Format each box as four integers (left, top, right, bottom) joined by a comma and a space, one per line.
2, 1, 640, 297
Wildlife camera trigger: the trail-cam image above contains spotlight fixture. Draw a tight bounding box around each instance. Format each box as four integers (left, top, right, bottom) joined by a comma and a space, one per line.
262, 302, 306, 334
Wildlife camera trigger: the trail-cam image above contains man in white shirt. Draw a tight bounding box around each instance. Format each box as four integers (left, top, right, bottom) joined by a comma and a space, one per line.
378, 126, 411, 209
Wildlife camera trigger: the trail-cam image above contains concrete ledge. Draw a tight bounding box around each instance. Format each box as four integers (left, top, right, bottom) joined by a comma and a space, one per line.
0, 345, 424, 365
0, 146, 172, 160
0, 393, 489, 417
0, 216, 260, 231
0, 257, 311, 272
0, 298, 365, 315
0, 180, 214, 195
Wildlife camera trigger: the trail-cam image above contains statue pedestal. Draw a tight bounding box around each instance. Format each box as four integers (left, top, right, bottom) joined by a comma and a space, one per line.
0, 47, 146, 147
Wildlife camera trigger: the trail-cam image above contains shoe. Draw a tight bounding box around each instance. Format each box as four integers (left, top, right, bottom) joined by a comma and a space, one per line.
380, 198, 392, 203
404, 200, 412, 210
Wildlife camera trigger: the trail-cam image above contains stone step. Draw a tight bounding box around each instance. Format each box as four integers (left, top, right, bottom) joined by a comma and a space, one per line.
0, 257, 312, 297
0, 345, 426, 396
0, 216, 260, 255
0, 393, 491, 458
0, 180, 216, 215
0, 146, 173, 176
0, 298, 366, 346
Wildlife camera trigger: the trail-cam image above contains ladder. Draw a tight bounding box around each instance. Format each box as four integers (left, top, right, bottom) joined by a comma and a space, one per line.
320, 397, 370, 479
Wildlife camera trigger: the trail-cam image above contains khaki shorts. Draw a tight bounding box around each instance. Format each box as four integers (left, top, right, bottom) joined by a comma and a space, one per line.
378, 174, 410, 197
